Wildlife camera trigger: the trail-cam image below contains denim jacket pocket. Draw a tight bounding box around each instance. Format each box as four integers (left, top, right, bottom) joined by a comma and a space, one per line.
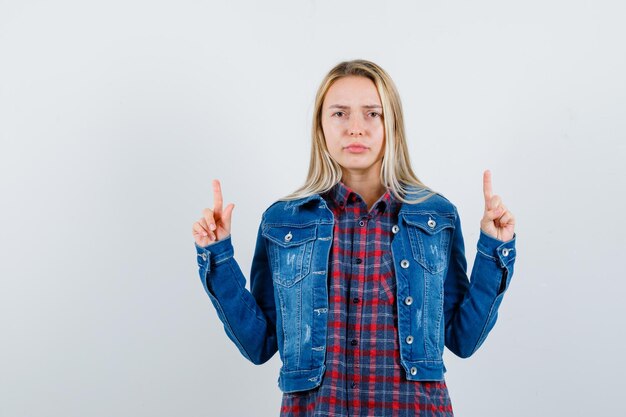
402, 213, 454, 274
262, 223, 317, 287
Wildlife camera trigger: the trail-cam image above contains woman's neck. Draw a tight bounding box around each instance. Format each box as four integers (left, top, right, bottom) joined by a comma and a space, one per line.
341, 169, 386, 211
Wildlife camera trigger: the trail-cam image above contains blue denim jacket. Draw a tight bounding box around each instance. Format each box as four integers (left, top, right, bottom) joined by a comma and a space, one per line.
194, 186, 516, 393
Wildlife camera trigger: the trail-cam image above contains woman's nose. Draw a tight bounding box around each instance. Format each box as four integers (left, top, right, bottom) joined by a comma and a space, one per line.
348, 116, 364, 136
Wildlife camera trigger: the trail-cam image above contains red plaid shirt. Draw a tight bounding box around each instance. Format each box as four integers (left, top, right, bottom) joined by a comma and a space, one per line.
280, 181, 454, 417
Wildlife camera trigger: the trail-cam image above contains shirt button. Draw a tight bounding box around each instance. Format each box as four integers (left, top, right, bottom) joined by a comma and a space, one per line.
358, 220, 366, 227
404, 296, 413, 306
410, 367, 417, 376
406, 335, 414, 344
355, 258, 363, 264
351, 339, 358, 346
353, 297, 360, 304
502, 248, 510, 256
351, 382, 358, 389
400, 259, 410, 268
392, 225, 400, 234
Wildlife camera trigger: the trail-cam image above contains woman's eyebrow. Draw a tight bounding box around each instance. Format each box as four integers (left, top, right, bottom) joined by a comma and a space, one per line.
328, 104, 382, 109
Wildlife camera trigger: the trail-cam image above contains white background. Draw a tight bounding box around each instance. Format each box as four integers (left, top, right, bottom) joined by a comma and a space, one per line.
1, 1, 625, 416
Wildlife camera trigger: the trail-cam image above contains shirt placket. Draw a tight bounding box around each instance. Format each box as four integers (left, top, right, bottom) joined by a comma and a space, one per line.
346, 202, 374, 415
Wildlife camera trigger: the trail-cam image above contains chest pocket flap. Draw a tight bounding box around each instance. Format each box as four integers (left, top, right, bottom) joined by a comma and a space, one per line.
262, 223, 317, 287
262, 224, 317, 247
401, 212, 454, 234
401, 212, 455, 274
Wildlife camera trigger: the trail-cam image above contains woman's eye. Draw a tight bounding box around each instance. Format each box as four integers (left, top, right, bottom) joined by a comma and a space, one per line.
333, 111, 345, 117
369, 112, 381, 118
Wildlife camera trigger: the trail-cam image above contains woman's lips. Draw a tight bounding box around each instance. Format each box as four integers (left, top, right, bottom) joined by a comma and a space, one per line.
344, 144, 368, 153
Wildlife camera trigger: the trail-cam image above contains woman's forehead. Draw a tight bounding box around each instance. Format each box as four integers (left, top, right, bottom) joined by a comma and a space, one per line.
324, 76, 381, 107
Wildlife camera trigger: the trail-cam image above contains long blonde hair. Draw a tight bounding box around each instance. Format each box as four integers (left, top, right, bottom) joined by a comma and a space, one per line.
281, 59, 436, 204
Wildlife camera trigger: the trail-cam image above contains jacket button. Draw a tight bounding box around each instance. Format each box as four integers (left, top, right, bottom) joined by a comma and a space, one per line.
410, 367, 417, 375
502, 248, 510, 256
427, 218, 436, 228
284, 232, 293, 242
201, 253, 207, 261
392, 225, 400, 234
406, 335, 414, 344
400, 259, 410, 268
404, 296, 413, 305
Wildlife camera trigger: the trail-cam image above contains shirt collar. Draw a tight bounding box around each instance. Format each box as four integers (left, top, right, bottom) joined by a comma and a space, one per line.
324, 181, 396, 215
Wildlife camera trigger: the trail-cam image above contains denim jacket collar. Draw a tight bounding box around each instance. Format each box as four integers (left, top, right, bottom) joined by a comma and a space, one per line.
283, 182, 431, 215
323, 181, 394, 215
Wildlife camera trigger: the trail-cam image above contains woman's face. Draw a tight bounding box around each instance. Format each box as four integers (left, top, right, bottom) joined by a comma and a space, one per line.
321, 76, 385, 177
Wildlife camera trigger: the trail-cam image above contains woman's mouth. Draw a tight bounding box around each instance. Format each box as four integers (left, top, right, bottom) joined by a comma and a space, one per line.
344, 143, 368, 153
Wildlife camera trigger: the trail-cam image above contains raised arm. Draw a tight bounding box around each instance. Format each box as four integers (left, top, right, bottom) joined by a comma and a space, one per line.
443, 170, 517, 358
192, 179, 278, 364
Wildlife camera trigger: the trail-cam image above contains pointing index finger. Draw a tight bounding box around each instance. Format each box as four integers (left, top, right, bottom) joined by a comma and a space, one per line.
483, 169, 493, 209
213, 179, 223, 215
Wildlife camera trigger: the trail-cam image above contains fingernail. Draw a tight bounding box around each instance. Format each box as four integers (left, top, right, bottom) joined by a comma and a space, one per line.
203, 232, 208, 236
210, 223, 216, 230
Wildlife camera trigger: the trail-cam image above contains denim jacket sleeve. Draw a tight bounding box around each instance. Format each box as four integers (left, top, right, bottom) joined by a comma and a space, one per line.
194, 222, 278, 364
443, 206, 516, 358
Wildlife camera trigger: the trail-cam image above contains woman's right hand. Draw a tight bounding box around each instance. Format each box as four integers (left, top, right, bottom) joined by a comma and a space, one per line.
192, 179, 235, 247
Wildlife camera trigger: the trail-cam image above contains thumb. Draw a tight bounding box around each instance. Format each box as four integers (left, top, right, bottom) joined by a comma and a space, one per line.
483, 206, 503, 222
222, 203, 235, 230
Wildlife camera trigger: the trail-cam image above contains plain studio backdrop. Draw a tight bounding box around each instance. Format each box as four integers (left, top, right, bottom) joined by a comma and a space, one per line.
1, 1, 625, 416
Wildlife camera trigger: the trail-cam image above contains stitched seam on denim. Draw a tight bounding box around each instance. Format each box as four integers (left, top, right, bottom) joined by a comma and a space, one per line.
214, 252, 234, 265
205, 283, 253, 362
405, 359, 444, 365
422, 267, 430, 358
432, 271, 445, 356
477, 247, 497, 260
471, 295, 501, 355
503, 248, 516, 261
226, 262, 264, 321
413, 226, 452, 274
311, 286, 327, 356
275, 283, 289, 368
501, 254, 516, 266
402, 210, 455, 217
263, 231, 317, 248
302, 242, 313, 278
268, 242, 312, 287
198, 263, 208, 280
406, 223, 420, 262
264, 221, 323, 228
294, 282, 302, 368
405, 220, 455, 235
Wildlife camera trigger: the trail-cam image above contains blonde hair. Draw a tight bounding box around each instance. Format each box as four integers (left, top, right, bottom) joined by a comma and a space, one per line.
281, 59, 436, 204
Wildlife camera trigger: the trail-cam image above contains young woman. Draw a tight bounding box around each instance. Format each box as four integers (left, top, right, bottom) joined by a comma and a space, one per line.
192, 59, 517, 416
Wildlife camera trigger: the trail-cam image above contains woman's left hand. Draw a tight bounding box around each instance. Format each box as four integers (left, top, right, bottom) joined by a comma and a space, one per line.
480, 169, 515, 242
